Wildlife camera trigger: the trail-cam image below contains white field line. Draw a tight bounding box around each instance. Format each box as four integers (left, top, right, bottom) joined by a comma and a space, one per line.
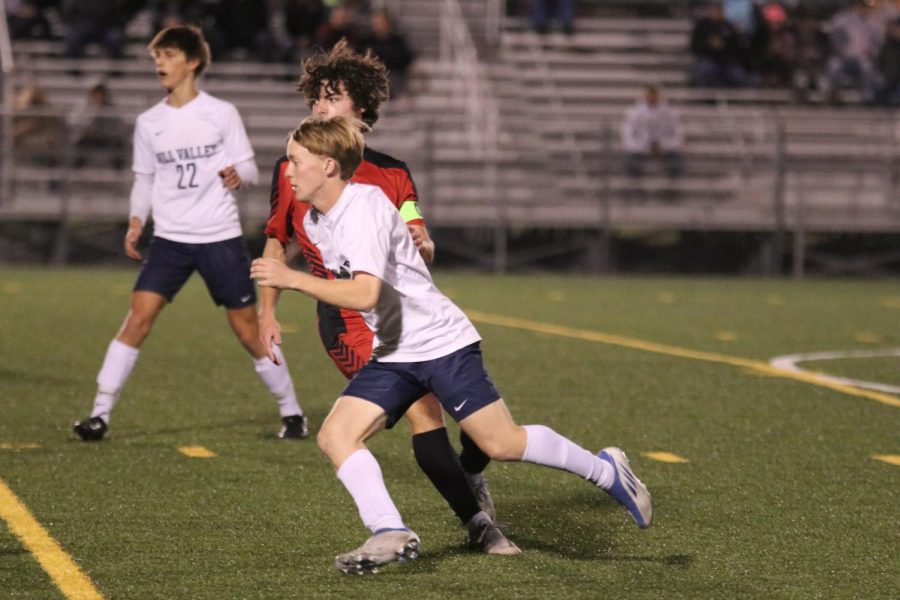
769, 349, 900, 395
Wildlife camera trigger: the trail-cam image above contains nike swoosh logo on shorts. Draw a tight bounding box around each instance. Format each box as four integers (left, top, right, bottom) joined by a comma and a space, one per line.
453, 399, 468, 412
240, 294, 252, 303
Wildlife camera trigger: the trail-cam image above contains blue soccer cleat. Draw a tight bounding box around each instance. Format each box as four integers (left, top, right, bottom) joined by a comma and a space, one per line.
598, 447, 653, 528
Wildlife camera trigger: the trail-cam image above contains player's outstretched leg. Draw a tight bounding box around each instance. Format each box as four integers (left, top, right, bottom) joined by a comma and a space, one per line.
462, 404, 653, 529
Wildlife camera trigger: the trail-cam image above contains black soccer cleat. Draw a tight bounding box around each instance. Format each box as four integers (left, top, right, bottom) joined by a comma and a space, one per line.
278, 414, 309, 440
73, 417, 108, 441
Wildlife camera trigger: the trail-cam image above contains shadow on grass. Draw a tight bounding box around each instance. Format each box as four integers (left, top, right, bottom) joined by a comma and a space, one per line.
478, 489, 693, 568
62, 408, 333, 444
0, 367, 73, 385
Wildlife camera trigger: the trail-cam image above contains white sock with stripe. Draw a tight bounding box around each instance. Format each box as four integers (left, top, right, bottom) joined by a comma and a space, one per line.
521, 424, 615, 489
337, 449, 406, 533
253, 345, 303, 418
91, 339, 140, 423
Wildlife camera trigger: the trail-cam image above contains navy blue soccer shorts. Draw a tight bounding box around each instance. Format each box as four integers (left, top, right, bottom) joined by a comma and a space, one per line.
133, 236, 256, 309
341, 342, 501, 428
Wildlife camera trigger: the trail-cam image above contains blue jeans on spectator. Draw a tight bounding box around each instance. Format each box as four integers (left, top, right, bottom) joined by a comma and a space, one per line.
692, 57, 748, 87
627, 152, 683, 178
826, 56, 880, 103
532, 0, 574, 34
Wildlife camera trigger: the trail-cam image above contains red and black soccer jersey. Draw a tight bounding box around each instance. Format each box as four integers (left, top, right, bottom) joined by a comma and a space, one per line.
264, 146, 425, 378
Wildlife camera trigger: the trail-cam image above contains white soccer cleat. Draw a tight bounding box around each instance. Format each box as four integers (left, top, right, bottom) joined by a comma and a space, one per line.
334, 529, 420, 575
598, 447, 653, 528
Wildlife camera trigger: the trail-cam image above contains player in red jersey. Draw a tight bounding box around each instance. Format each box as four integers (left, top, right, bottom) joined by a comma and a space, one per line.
258, 40, 516, 554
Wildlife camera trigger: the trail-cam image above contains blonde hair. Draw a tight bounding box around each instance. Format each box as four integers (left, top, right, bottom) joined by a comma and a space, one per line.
288, 116, 369, 180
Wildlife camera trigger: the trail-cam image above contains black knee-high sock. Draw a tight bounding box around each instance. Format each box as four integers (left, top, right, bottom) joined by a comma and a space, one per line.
412, 428, 480, 524
458, 430, 491, 475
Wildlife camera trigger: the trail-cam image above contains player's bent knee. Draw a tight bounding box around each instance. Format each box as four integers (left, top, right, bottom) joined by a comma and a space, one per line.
465, 424, 527, 461
474, 438, 519, 462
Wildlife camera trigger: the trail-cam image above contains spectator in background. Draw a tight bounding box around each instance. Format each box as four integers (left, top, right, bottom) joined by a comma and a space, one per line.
68, 81, 127, 169
757, 1, 800, 88
823, 0, 883, 104
7, 0, 52, 40
690, 1, 749, 87
531, 0, 575, 35
875, 16, 900, 105
791, 7, 830, 101
314, 4, 360, 50
621, 85, 684, 178
361, 9, 414, 97
61, 0, 130, 59
13, 84, 65, 167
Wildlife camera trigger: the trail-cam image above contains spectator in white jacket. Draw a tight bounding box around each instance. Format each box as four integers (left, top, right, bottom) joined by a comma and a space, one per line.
621, 85, 684, 178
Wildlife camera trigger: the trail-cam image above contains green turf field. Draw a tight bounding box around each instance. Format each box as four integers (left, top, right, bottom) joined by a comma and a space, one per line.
1, 268, 898, 599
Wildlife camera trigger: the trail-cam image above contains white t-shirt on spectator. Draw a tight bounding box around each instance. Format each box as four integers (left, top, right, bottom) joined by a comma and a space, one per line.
132, 91, 255, 243
621, 100, 683, 154
303, 182, 482, 362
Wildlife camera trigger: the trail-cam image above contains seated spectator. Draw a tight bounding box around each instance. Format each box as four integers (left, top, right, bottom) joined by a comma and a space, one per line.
757, 2, 800, 88
531, 0, 575, 35
791, 9, 830, 101
7, 0, 52, 40
690, 1, 749, 87
61, 0, 130, 59
314, 4, 360, 50
361, 9, 414, 97
68, 81, 127, 169
621, 86, 684, 179
875, 16, 900, 106
823, 0, 883, 104
13, 84, 65, 167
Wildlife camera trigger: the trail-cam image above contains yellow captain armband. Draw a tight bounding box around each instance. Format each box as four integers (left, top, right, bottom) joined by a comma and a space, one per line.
399, 201, 423, 223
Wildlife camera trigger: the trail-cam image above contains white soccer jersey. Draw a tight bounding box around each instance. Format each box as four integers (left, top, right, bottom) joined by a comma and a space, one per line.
303, 182, 481, 362
132, 91, 255, 243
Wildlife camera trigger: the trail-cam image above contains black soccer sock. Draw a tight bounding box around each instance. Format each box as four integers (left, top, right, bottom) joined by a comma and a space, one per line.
412, 428, 481, 525
458, 430, 491, 475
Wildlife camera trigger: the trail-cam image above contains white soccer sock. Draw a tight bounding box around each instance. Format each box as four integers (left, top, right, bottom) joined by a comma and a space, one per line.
521, 424, 614, 489
91, 339, 140, 423
336, 449, 406, 533
253, 345, 303, 418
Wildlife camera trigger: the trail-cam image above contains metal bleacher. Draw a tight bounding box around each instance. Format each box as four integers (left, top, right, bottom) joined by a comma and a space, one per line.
2, 0, 898, 272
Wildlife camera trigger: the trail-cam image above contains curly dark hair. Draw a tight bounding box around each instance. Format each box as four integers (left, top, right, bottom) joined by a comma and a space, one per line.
296, 39, 389, 127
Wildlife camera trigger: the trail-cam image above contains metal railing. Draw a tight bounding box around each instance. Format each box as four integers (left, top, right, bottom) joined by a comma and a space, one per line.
439, 0, 499, 157
1, 6, 17, 210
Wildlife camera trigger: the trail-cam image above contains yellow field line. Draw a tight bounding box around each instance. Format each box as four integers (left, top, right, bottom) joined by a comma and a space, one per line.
642, 452, 690, 463
465, 310, 900, 409
177, 446, 216, 458
0, 478, 103, 599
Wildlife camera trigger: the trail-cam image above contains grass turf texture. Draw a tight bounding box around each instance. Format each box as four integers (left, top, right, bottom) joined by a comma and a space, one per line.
0, 268, 898, 599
